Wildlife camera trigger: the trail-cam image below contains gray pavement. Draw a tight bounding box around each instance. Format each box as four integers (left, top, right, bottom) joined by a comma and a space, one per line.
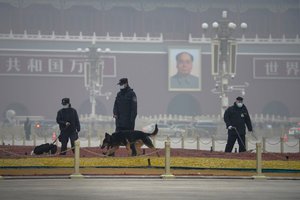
0, 178, 300, 200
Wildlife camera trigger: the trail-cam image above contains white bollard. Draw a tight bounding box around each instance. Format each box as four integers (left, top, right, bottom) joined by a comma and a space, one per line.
161, 140, 175, 179
153, 136, 156, 147
252, 142, 267, 179
70, 140, 84, 179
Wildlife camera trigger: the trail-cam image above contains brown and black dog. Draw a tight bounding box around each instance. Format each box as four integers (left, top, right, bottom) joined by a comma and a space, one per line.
100, 124, 158, 156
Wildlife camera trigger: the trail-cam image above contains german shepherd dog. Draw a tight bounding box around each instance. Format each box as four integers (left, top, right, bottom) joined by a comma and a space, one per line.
101, 124, 158, 156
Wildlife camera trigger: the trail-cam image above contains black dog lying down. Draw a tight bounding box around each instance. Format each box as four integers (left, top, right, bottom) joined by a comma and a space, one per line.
31, 143, 57, 155
101, 124, 158, 156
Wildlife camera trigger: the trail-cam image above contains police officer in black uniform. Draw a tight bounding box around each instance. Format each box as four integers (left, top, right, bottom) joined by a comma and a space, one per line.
113, 78, 137, 155
24, 117, 31, 140
56, 98, 81, 155
224, 97, 253, 153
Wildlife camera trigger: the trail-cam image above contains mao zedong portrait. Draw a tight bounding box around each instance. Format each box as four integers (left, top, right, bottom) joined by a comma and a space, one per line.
170, 52, 199, 89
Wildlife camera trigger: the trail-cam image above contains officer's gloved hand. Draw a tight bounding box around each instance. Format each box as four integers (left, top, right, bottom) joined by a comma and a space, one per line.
228, 126, 233, 130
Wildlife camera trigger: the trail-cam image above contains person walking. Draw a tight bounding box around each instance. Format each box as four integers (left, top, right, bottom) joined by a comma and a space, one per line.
56, 98, 80, 155
113, 78, 137, 155
224, 96, 253, 153
24, 117, 31, 140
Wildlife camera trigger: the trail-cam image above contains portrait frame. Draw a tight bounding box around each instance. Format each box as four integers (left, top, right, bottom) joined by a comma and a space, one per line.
168, 47, 201, 91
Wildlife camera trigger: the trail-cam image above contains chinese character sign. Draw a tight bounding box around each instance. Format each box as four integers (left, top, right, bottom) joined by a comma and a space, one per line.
253, 57, 300, 79
0, 52, 116, 78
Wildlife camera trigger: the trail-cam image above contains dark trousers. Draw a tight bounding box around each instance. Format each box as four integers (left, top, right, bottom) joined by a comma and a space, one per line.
60, 132, 76, 155
225, 132, 246, 153
115, 126, 137, 156
25, 131, 31, 140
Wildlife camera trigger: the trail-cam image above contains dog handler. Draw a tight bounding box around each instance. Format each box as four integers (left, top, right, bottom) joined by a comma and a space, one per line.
113, 78, 137, 155
56, 98, 81, 155
224, 96, 253, 153
113, 78, 137, 131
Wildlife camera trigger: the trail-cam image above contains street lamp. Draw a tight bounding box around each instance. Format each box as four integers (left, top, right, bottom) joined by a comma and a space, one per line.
77, 46, 112, 118
202, 10, 248, 117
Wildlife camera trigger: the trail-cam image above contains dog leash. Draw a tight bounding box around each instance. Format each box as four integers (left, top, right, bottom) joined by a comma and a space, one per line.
232, 127, 256, 153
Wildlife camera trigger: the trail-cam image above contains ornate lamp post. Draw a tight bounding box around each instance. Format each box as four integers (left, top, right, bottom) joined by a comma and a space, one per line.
202, 11, 248, 117
77, 46, 112, 118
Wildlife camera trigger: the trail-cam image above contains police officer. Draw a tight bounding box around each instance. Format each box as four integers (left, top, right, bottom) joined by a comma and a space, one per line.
56, 98, 80, 155
24, 117, 31, 140
113, 78, 137, 156
224, 97, 253, 153
113, 78, 137, 131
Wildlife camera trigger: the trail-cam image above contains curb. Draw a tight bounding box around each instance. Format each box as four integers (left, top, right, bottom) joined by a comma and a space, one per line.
1, 175, 300, 180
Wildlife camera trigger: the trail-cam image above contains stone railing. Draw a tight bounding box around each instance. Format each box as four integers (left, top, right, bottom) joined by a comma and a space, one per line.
0, 31, 163, 43
189, 33, 300, 44
1, 30, 298, 45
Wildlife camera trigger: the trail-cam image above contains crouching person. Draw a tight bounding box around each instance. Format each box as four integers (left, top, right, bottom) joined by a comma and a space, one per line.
56, 98, 80, 155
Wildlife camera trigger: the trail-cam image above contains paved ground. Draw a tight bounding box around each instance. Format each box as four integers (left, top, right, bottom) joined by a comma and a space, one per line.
0, 178, 300, 200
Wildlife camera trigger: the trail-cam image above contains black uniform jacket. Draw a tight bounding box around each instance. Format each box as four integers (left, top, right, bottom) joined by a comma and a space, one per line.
56, 107, 80, 133
113, 87, 137, 129
224, 103, 253, 135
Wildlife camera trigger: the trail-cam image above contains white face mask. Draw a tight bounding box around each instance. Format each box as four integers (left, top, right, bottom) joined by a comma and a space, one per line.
237, 102, 243, 108
62, 104, 69, 109
120, 84, 126, 89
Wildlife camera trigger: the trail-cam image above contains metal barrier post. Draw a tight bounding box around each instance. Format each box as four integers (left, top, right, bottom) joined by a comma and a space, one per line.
161, 140, 175, 179
12, 134, 15, 146
262, 137, 266, 153
1, 135, 4, 145
280, 137, 284, 153
245, 135, 248, 151
181, 136, 184, 149
88, 133, 91, 147
211, 136, 215, 152
98, 134, 102, 147
22, 134, 25, 146
87, 122, 92, 147
252, 142, 267, 179
196, 136, 200, 150
70, 140, 84, 179
33, 134, 36, 147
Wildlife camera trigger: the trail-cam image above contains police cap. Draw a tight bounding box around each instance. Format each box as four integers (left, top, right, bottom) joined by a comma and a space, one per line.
61, 98, 70, 105
117, 78, 128, 85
